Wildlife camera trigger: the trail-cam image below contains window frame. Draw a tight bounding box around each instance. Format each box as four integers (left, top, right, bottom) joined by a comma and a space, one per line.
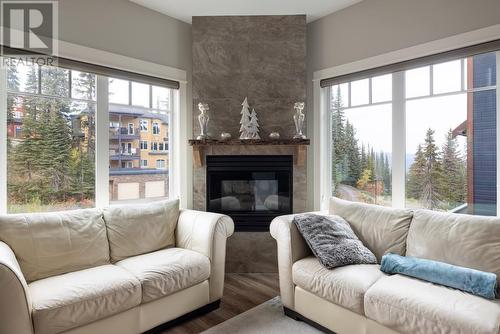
0, 67, 181, 213
152, 122, 160, 135
317, 51, 500, 213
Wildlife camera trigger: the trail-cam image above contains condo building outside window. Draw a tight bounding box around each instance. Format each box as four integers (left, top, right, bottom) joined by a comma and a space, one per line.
2, 62, 176, 213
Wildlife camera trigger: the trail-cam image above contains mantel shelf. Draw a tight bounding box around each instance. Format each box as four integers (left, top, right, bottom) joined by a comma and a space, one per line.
188, 138, 310, 167
188, 138, 310, 146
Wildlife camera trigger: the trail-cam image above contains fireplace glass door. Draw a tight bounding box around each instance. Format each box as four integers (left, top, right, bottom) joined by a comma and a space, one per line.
206, 155, 293, 231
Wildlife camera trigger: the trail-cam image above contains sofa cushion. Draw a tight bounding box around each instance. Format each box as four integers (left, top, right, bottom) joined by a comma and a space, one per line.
407, 209, 500, 292
364, 274, 500, 334
116, 247, 210, 303
292, 256, 386, 315
103, 199, 180, 262
329, 197, 413, 261
0, 208, 110, 282
29, 265, 142, 334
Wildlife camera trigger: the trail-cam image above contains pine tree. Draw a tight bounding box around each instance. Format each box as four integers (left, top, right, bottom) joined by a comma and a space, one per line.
383, 154, 391, 194
420, 128, 442, 209
344, 121, 361, 184
440, 130, 466, 205
331, 86, 346, 188
6, 62, 20, 148
72, 71, 96, 158
407, 144, 426, 199
367, 147, 376, 182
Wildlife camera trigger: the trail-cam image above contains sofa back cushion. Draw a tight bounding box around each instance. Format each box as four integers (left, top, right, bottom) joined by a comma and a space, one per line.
329, 197, 413, 261
103, 199, 179, 262
407, 209, 500, 290
0, 208, 109, 282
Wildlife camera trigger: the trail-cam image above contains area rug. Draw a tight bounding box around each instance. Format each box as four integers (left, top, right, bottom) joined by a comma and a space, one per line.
200, 297, 323, 334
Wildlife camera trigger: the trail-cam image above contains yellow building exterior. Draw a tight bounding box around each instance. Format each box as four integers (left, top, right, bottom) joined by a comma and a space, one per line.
108, 105, 169, 171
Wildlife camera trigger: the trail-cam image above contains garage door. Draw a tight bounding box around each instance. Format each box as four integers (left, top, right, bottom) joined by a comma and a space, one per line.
145, 181, 165, 198
117, 182, 140, 200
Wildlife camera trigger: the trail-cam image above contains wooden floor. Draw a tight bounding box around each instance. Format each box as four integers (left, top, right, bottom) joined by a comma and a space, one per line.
160, 273, 279, 334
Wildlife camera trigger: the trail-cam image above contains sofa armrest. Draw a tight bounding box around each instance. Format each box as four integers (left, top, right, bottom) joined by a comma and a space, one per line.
176, 210, 235, 302
0, 241, 33, 334
270, 213, 324, 309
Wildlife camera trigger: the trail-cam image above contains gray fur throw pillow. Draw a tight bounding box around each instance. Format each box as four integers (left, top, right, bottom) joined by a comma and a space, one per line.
293, 214, 377, 269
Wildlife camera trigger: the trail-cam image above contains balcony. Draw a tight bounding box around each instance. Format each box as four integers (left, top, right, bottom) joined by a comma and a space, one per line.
109, 127, 141, 140
109, 148, 141, 160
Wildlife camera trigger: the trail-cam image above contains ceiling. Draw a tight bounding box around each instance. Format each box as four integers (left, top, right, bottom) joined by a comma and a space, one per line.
129, 0, 363, 23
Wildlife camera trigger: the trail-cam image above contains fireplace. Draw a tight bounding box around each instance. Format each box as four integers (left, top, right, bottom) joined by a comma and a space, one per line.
206, 155, 293, 231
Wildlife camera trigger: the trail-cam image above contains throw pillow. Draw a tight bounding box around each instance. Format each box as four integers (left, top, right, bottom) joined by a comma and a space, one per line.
293, 214, 377, 269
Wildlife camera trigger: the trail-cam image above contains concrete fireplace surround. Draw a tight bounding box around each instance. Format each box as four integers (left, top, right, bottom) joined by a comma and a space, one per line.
192, 15, 307, 273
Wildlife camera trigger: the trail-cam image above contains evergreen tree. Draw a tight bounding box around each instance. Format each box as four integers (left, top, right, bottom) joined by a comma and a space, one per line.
407, 145, 426, 199
420, 128, 442, 209
383, 154, 391, 194
72, 71, 96, 158
344, 121, 361, 184
331, 86, 347, 188
367, 147, 376, 182
6, 62, 20, 148
440, 130, 466, 205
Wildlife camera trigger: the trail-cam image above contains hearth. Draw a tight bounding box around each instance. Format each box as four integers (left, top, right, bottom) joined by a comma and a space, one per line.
206, 155, 293, 231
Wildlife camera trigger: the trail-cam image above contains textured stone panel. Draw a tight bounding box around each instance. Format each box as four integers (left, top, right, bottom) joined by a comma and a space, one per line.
192, 16, 307, 273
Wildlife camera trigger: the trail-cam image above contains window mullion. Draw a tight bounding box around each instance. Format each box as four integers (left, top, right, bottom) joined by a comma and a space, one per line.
392, 71, 406, 208
95, 76, 109, 208
0, 67, 7, 214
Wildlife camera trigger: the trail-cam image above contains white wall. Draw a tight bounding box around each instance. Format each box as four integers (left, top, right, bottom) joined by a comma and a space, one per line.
305, 0, 500, 210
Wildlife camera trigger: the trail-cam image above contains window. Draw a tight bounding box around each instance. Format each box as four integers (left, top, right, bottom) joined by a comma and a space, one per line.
2, 59, 179, 214
330, 76, 392, 206
131, 82, 149, 107
109, 78, 129, 104
5, 64, 96, 213
122, 161, 133, 169
152, 122, 160, 135
108, 79, 172, 204
140, 119, 148, 132
152, 86, 170, 110
325, 51, 498, 216
156, 159, 166, 169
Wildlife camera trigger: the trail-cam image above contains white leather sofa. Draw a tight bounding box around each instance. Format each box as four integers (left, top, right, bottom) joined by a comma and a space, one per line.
0, 199, 234, 334
270, 197, 500, 334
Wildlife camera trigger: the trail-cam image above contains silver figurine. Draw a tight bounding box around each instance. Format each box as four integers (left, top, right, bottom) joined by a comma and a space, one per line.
197, 102, 210, 140
293, 102, 306, 139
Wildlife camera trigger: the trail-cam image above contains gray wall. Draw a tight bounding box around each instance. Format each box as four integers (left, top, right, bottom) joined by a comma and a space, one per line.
307, 0, 500, 73
58, 0, 192, 71
192, 15, 306, 139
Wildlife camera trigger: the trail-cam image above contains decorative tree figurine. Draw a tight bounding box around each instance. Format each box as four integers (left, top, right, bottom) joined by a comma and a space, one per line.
239, 97, 251, 139
247, 108, 260, 139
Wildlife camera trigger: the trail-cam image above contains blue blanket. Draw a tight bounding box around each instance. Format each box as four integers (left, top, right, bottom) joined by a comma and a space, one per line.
380, 253, 497, 300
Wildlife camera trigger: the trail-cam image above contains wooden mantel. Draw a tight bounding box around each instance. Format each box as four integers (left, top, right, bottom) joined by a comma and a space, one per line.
188, 138, 310, 168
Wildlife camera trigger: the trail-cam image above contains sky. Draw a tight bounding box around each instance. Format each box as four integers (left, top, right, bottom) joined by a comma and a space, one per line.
335, 59, 469, 158
14, 64, 170, 111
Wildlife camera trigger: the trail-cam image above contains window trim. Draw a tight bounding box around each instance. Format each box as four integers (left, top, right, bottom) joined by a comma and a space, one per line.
1, 35, 189, 213
313, 24, 500, 212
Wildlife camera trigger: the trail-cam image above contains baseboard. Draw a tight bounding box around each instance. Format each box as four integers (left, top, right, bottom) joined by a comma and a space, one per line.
283, 306, 336, 334
143, 299, 221, 334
